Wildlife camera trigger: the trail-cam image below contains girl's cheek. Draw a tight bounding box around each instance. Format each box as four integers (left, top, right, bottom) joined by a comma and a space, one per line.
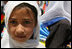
8, 27, 16, 35
26, 31, 33, 39
24, 28, 34, 37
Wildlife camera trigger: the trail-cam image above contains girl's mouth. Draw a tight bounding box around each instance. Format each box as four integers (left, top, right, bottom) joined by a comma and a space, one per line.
16, 35, 26, 38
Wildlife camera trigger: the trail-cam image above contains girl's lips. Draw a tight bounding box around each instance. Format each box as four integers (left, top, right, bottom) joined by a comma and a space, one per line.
16, 35, 26, 38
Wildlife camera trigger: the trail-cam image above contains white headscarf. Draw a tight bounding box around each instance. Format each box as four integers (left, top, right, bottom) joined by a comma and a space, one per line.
40, 1, 71, 25
1, 1, 45, 48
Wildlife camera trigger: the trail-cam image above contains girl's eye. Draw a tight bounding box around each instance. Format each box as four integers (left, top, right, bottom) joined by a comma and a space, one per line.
24, 21, 32, 24
9, 20, 17, 26
23, 21, 33, 27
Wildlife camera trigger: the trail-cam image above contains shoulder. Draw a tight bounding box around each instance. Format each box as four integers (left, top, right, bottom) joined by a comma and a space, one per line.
46, 19, 71, 48
58, 19, 70, 26
49, 19, 70, 31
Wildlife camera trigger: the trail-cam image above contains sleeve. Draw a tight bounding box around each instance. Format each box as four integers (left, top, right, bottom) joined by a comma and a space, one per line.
46, 19, 71, 48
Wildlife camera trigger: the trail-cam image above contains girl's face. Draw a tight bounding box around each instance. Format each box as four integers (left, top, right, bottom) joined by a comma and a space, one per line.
8, 7, 36, 42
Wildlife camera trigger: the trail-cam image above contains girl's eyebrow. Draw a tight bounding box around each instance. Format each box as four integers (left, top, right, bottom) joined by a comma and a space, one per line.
9, 18, 33, 21
22, 19, 33, 21
9, 18, 17, 20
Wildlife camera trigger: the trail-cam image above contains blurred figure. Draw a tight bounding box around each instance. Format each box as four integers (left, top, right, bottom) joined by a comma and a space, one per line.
40, 1, 71, 48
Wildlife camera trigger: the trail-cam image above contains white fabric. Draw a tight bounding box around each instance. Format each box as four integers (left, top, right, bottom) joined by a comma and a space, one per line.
1, 1, 5, 6
1, 1, 45, 48
40, 1, 71, 25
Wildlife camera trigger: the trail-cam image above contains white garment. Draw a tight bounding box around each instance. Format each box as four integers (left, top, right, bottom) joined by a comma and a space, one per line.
40, 1, 71, 25
1, 1, 45, 48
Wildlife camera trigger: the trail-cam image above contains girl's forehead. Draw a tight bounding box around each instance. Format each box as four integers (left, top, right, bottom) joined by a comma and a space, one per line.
9, 16, 33, 21
10, 7, 34, 20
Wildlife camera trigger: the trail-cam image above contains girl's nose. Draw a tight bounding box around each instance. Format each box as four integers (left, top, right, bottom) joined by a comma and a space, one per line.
15, 24, 26, 37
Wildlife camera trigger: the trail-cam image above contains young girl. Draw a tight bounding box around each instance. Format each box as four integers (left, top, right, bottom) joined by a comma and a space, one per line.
1, 1, 45, 48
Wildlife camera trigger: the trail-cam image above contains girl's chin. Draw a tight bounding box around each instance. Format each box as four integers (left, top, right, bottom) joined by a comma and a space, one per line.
11, 35, 32, 43
13, 37, 28, 43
